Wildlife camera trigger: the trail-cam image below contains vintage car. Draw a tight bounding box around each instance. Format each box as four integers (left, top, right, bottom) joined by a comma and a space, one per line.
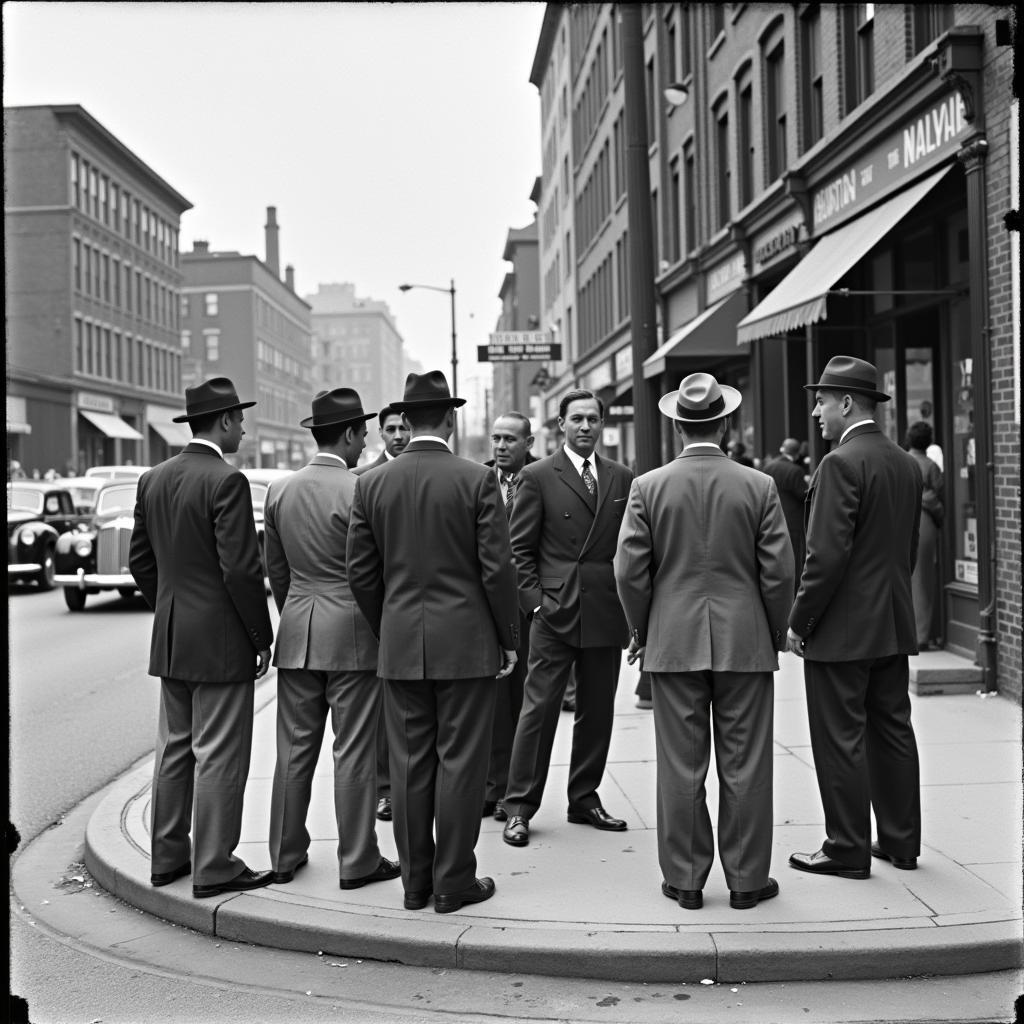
7, 483, 81, 590
83, 465, 151, 481
61, 476, 107, 514
54, 478, 141, 610
241, 468, 293, 585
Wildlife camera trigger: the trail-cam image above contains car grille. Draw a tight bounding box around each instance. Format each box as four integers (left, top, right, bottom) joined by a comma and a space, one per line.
96, 522, 133, 575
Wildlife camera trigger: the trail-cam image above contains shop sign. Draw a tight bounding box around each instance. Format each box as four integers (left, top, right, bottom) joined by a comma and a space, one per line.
753, 214, 804, 269
614, 346, 633, 382
602, 427, 620, 448
706, 253, 746, 305
812, 93, 968, 233
78, 392, 115, 413
955, 559, 978, 586
581, 361, 613, 392
478, 331, 561, 362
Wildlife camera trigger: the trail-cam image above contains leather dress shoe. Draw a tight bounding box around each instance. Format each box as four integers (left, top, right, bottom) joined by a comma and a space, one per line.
339, 856, 401, 890
567, 806, 628, 832
493, 803, 508, 822
661, 880, 702, 910
871, 842, 917, 870
151, 861, 191, 887
503, 815, 529, 846
730, 877, 780, 909
481, 800, 497, 818
271, 853, 308, 885
193, 866, 273, 899
404, 888, 432, 910
434, 877, 495, 914
376, 797, 392, 821
789, 849, 870, 879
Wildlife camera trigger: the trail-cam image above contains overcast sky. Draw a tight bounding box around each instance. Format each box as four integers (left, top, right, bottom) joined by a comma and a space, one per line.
4, 1, 545, 373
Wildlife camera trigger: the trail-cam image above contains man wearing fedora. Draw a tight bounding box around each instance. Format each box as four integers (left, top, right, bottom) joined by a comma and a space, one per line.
788, 356, 923, 880
263, 388, 400, 891
614, 373, 793, 910
347, 370, 520, 914
501, 389, 634, 849
130, 377, 274, 898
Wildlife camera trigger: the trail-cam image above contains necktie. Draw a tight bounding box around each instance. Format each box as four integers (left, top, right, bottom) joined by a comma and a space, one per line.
581, 459, 596, 498
503, 473, 517, 519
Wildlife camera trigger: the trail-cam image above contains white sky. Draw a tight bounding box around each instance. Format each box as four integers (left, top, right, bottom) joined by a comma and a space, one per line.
3, 1, 545, 373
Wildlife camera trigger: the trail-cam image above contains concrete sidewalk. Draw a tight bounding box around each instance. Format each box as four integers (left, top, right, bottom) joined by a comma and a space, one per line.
83, 653, 1023, 984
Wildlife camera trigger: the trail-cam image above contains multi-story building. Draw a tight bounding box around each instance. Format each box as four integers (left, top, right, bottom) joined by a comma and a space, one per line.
529, 5, 1018, 697
180, 207, 313, 469
5, 104, 192, 473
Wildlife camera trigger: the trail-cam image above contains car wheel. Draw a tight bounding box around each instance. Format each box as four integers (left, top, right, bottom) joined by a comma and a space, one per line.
63, 587, 87, 611
36, 547, 56, 590
117, 587, 136, 599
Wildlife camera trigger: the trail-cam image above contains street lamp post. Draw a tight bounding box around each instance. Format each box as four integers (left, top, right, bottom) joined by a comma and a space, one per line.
398, 279, 459, 455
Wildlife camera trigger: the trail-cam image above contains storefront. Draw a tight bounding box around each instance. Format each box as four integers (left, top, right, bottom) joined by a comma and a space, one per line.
75, 391, 144, 471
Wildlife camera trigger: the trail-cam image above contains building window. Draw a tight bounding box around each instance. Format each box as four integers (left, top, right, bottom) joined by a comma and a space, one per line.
714, 99, 731, 231
120, 191, 129, 236
665, 9, 678, 83
100, 176, 109, 224
564, 231, 572, 280
73, 238, 82, 292
669, 157, 682, 262
679, 5, 692, 79
89, 167, 99, 219
145, 277, 153, 322
181, 329, 191, 354
765, 40, 787, 181
738, 72, 754, 207
74, 318, 84, 372
181, 295, 190, 318
91, 244, 100, 295
801, 4, 824, 150
651, 188, 660, 264
912, 4, 953, 55
709, 4, 725, 47
843, 4, 874, 112
132, 199, 140, 244
101, 253, 110, 303
204, 329, 220, 362
204, 292, 218, 316
645, 57, 657, 146
71, 154, 80, 208
683, 139, 697, 252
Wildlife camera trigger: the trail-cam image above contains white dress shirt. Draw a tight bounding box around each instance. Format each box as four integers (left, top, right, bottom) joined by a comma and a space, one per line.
563, 444, 598, 487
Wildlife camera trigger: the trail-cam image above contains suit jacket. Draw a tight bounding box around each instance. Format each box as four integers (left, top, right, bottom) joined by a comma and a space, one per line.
130, 443, 273, 682
347, 440, 520, 680
352, 450, 390, 476
510, 447, 632, 648
614, 448, 794, 673
789, 423, 922, 660
761, 455, 807, 544
263, 454, 378, 671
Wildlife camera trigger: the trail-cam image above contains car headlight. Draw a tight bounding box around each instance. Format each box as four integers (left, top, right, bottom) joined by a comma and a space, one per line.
74, 537, 93, 557
20, 528, 36, 545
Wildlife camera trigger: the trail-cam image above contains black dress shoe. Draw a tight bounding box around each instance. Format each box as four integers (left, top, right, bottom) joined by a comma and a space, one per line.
339, 856, 401, 890
404, 888, 432, 910
151, 861, 191, 887
193, 866, 273, 899
503, 815, 529, 846
493, 803, 508, 822
871, 842, 917, 870
271, 853, 308, 885
567, 806, 628, 832
376, 797, 392, 821
730, 877, 780, 909
435, 877, 495, 914
481, 800, 497, 818
661, 880, 702, 910
789, 849, 870, 879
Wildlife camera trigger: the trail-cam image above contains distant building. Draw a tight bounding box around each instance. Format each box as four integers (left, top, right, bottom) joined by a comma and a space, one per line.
180, 207, 313, 469
5, 104, 192, 473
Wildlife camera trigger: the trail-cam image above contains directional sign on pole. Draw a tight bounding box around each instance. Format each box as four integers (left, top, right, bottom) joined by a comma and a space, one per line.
477, 331, 561, 362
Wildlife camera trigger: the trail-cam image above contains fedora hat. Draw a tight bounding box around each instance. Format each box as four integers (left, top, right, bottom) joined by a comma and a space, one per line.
172, 376, 256, 422
658, 372, 742, 423
804, 356, 891, 402
299, 388, 376, 429
391, 370, 466, 410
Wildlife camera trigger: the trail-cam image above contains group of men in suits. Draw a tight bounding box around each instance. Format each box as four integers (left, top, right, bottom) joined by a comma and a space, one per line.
131, 353, 922, 913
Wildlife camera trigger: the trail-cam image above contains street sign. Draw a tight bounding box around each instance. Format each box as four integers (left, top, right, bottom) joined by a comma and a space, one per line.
477, 331, 561, 362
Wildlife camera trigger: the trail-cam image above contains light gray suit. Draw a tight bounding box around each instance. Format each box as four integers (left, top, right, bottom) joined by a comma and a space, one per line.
263, 454, 386, 881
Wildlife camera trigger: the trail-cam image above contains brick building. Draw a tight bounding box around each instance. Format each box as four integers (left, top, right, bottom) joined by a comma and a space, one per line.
5, 104, 192, 473
529, 5, 1018, 697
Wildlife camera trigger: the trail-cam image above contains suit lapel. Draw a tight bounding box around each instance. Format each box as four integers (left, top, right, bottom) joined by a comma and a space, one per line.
555, 447, 596, 512
592, 453, 613, 517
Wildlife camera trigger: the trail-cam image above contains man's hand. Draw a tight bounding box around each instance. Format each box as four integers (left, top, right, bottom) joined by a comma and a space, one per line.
496, 648, 518, 679
626, 637, 645, 666
786, 629, 805, 658
255, 648, 272, 679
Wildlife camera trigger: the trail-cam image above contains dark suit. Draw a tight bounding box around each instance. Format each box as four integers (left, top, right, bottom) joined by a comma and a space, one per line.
761, 454, 807, 583
347, 439, 519, 897
503, 447, 632, 820
352, 450, 390, 476
790, 423, 923, 869
130, 442, 273, 886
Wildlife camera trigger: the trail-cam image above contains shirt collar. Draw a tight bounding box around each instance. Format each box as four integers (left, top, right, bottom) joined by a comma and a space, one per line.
407, 435, 450, 449
840, 419, 875, 443
563, 444, 597, 477
384, 450, 397, 461
190, 437, 223, 458
683, 442, 723, 452
314, 451, 348, 466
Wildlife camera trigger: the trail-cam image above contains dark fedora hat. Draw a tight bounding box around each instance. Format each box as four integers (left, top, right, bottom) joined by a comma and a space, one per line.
172, 376, 256, 422
805, 356, 891, 402
391, 370, 466, 410
658, 372, 742, 423
299, 388, 376, 429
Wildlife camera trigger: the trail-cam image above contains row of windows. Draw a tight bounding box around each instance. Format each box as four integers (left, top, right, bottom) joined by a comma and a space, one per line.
578, 250, 616, 357
75, 316, 180, 393
72, 236, 178, 332
70, 153, 178, 268
575, 140, 613, 254
180, 329, 220, 363
256, 338, 306, 380
572, 25, 614, 161
180, 293, 219, 317
256, 384, 303, 426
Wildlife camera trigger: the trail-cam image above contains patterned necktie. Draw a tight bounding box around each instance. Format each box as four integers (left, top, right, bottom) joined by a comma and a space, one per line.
581, 459, 596, 498
503, 473, 517, 519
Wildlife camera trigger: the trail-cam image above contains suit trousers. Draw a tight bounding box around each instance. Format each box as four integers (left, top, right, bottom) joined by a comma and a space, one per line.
804, 656, 921, 867
268, 668, 384, 880
650, 671, 774, 892
384, 677, 497, 896
485, 613, 530, 805
503, 617, 621, 819
151, 677, 254, 886
376, 689, 390, 801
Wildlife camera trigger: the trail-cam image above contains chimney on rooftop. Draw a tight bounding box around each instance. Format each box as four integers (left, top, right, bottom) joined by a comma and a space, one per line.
193, 240, 210, 254
285, 265, 295, 291
265, 206, 280, 277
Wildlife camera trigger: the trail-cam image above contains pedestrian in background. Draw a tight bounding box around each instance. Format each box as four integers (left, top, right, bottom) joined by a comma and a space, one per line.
905, 420, 944, 651
347, 370, 519, 914
353, 403, 411, 826
129, 377, 274, 899
788, 356, 922, 881
502, 389, 633, 849
614, 373, 793, 911
726, 439, 754, 467
263, 388, 399, 891
761, 437, 808, 589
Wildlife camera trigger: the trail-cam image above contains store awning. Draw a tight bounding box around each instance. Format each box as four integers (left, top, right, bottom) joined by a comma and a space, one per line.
737, 165, 952, 344
643, 289, 747, 379
79, 410, 144, 440
145, 404, 192, 447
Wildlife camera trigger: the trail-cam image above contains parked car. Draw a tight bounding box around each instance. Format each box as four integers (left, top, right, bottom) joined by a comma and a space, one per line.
84, 465, 151, 481
7, 482, 80, 590
54, 478, 142, 610
241, 468, 293, 587
60, 476, 107, 514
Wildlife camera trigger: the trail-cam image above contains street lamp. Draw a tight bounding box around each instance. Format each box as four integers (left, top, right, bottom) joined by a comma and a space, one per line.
398, 279, 459, 455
